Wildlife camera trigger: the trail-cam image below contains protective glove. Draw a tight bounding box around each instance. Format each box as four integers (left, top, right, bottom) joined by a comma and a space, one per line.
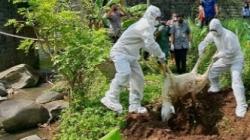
170, 44, 174, 51
189, 42, 192, 48
158, 57, 166, 64
213, 52, 224, 61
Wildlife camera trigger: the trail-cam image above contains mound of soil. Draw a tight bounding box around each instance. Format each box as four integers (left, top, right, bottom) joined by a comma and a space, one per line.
122, 89, 250, 140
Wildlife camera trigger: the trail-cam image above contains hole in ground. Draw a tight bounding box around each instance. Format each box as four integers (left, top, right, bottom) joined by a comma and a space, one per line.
122, 89, 233, 140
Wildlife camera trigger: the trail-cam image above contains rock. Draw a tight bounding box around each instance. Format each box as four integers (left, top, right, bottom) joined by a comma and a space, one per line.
0, 96, 8, 101
0, 82, 7, 97
36, 91, 65, 104
0, 99, 50, 132
20, 135, 42, 140
0, 64, 39, 89
43, 100, 69, 122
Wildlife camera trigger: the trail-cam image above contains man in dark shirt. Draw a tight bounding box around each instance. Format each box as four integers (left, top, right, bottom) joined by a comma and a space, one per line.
200, 0, 219, 25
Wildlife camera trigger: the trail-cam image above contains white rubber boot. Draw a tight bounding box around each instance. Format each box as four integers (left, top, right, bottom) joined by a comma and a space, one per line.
208, 85, 220, 93
235, 105, 248, 118
101, 96, 123, 114
128, 104, 148, 113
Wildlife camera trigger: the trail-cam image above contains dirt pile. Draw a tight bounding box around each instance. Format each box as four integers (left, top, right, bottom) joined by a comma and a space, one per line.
122, 89, 250, 140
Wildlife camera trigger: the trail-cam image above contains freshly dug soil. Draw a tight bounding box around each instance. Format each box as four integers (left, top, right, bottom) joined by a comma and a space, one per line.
122, 89, 250, 140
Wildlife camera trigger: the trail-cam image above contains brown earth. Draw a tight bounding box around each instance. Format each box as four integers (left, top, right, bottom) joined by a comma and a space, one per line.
122, 88, 250, 140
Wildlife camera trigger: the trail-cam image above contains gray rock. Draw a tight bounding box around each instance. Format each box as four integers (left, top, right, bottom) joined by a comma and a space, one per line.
0, 82, 7, 97
0, 99, 50, 132
0, 64, 39, 89
0, 96, 8, 101
43, 100, 69, 121
20, 135, 42, 140
36, 91, 65, 104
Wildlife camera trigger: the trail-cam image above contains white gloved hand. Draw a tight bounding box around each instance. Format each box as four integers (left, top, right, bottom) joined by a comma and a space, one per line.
158, 57, 166, 64
213, 52, 224, 61
189, 42, 191, 48
170, 44, 174, 51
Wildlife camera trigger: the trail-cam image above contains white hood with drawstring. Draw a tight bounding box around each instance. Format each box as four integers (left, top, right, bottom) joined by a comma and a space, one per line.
111, 5, 165, 60
198, 19, 243, 64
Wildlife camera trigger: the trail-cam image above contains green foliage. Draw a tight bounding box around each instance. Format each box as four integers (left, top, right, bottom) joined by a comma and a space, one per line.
100, 128, 121, 140
53, 29, 111, 91
122, 4, 147, 29
58, 106, 125, 140
9, 0, 112, 91
17, 39, 34, 53
127, 4, 147, 14
56, 73, 162, 140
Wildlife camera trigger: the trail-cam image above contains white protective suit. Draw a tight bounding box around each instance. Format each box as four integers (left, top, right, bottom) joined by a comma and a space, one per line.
101, 5, 165, 114
198, 18, 248, 117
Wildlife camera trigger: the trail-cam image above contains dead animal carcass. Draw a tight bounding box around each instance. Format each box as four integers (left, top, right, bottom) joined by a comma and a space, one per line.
161, 57, 213, 121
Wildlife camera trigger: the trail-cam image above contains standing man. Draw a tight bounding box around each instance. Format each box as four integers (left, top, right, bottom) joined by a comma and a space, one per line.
198, 19, 248, 118
101, 5, 166, 114
170, 13, 191, 74
107, 3, 126, 42
242, 2, 250, 18
200, 0, 219, 26
155, 20, 171, 62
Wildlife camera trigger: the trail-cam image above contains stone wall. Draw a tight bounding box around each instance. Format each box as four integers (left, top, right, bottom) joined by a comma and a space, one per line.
127, 0, 196, 18
126, 0, 244, 19
0, 1, 39, 72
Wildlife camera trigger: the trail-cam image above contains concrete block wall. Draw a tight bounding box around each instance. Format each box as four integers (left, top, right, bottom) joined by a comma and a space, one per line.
0, 1, 39, 71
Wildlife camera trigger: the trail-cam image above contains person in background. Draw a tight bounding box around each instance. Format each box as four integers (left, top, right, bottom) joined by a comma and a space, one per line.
155, 19, 171, 62
101, 5, 166, 114
170, 13, 192, 74
198, 18, 248, 118
107, 3, 126, 42
242, 2, 250, 18
166, 12, 177, 27
200, 0, 219, 26
197, 3, 205, 27
167, 12, 178, 63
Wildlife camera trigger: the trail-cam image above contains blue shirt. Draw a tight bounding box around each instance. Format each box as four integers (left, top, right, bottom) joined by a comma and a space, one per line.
201, 0, 217, 18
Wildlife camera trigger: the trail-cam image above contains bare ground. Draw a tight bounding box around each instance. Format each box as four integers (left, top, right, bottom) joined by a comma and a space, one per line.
122, 88, 250, 140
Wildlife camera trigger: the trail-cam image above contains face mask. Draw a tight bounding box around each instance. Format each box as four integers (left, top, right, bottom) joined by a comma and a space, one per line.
210, 30, 220, 37
178, 19, 183, 24
154, 17, 161, 26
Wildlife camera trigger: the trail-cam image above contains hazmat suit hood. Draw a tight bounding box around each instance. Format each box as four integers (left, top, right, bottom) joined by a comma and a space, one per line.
143, 5, 161, 26
209, 18, 224, 37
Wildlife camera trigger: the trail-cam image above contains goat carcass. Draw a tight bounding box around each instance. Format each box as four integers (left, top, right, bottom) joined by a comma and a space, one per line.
161, 57, 212, 121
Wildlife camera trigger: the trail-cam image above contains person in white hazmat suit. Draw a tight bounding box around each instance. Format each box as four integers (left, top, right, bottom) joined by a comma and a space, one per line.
101, 5, 166, 114
198, 18, 248, 117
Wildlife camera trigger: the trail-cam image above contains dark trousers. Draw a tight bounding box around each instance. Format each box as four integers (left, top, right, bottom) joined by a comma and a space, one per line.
174, 49, 188, 74
201, 16, 214, 28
